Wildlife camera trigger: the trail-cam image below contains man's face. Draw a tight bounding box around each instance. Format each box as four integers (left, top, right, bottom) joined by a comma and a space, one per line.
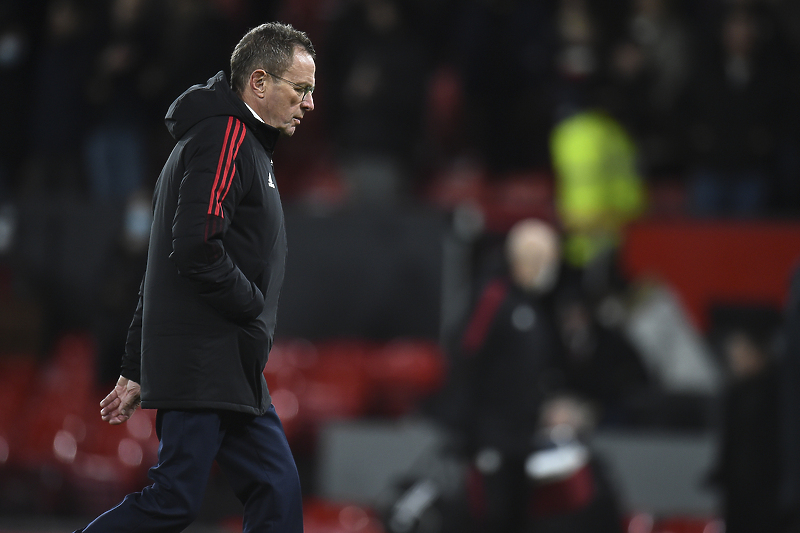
508, 228, 560, 293
257, 48, 316, 136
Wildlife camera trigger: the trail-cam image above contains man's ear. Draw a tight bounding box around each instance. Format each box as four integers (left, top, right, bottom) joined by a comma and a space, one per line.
249, 69, 269, 97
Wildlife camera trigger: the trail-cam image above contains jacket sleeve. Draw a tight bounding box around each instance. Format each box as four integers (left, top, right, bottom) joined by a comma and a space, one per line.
169, 117, 265, 324
460, 278, 508, 356
120, 277, 143, 384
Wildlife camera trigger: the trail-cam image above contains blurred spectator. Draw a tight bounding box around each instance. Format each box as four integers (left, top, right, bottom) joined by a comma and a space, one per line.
152, 0, 232, 109
418, 64, 468, 176
552, 0, 601, 112
554, 284, 651, 427
322, 0, 429, 204
709, 326, 781, 533
549, 107, 646, 268
623, 280, 722, 428
769, 0, 800, 56
447, 0, 555, 173
526, 394, 624, 533
83, 0, 158, 202
602, 0, 693, 180
686, 5, 783, 217
0, 5, 37, 196
762, 0, 800, 217
780, 263, 800, 532
581, 248, 721, 430
142, 0, 234, 172
436, 219, 563, 533
21, 0, 93, 197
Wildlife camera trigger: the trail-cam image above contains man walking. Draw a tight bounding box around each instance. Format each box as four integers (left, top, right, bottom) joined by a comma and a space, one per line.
75, 22, 316, 533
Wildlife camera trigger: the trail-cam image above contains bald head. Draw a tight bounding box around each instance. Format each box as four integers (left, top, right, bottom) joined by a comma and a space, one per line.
506, 219, 561, 292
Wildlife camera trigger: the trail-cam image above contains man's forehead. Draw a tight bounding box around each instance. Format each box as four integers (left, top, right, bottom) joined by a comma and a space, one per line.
287, 52, 316, 83
289, 50, 315, 70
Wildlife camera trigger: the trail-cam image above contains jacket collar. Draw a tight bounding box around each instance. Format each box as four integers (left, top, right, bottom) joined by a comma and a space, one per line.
231, 92, 280, 154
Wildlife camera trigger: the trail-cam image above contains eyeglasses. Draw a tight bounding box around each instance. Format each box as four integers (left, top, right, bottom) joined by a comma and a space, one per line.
266, 71, 314, 101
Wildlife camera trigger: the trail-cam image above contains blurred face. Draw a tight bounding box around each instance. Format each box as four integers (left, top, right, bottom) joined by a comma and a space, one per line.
725, 331, 765, 378
48, 0, 81, 39
506, 221, 561, 292
723, 11, 756, 57
252, 48, 316, 136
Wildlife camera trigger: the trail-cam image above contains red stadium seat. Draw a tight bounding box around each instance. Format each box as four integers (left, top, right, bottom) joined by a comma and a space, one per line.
424, 160, 488, 211
481, 171, 557, 232
365, 339, 446, 416
266, 339, 373, 448
299, 340, 372, 422
0, 355, 37, 457
653, 516, 724, 533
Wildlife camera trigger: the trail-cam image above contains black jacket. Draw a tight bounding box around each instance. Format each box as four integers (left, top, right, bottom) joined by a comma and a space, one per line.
453, 276, 561, 455
121, 71, 286, 415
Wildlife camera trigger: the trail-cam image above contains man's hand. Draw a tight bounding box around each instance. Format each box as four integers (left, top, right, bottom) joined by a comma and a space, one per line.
100, 376, 142, 425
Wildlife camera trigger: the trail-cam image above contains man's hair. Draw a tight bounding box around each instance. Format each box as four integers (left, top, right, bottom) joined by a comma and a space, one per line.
230, 22, 315, 95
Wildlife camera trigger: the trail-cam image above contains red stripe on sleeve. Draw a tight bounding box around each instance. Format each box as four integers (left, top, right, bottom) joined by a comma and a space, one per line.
213, 119, 242, 217
208, 116, 235, 216
217, 123, 247, 213
461, 279, 509, 355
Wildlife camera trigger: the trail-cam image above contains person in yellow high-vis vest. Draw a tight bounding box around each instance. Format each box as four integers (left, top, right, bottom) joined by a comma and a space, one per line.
550, 109, 646, 268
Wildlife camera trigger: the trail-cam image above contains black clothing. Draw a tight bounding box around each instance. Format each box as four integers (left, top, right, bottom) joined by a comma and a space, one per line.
441, 276, 567, 533
781, 264, 800, 530
455, 276, 561, 455
555, 293, 651, 426
121, 72, 286, 416
717, 366, 782, 533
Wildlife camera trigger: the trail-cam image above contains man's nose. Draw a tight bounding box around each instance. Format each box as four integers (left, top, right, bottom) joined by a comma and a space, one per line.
301, 93, 314, 111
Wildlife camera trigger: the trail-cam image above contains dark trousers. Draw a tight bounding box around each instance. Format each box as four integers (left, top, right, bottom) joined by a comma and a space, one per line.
473, 455, 528, 533
76, 406, 303, 533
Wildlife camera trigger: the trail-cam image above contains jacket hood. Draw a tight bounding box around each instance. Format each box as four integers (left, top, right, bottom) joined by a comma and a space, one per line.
165, 71, 280, 152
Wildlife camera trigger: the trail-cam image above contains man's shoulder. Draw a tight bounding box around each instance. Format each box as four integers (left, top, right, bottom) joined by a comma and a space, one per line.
189, 114, 250, 138
181, 115, 254, 158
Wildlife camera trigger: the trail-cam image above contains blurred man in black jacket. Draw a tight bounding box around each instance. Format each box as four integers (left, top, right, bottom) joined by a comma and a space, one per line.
447, 219, 563, 533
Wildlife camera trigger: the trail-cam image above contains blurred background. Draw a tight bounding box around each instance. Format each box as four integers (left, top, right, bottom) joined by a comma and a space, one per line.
1, 0, 800, 531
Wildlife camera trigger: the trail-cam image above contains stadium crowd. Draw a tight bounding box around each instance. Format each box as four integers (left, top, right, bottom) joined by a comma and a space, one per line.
2, 0, 800, 214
